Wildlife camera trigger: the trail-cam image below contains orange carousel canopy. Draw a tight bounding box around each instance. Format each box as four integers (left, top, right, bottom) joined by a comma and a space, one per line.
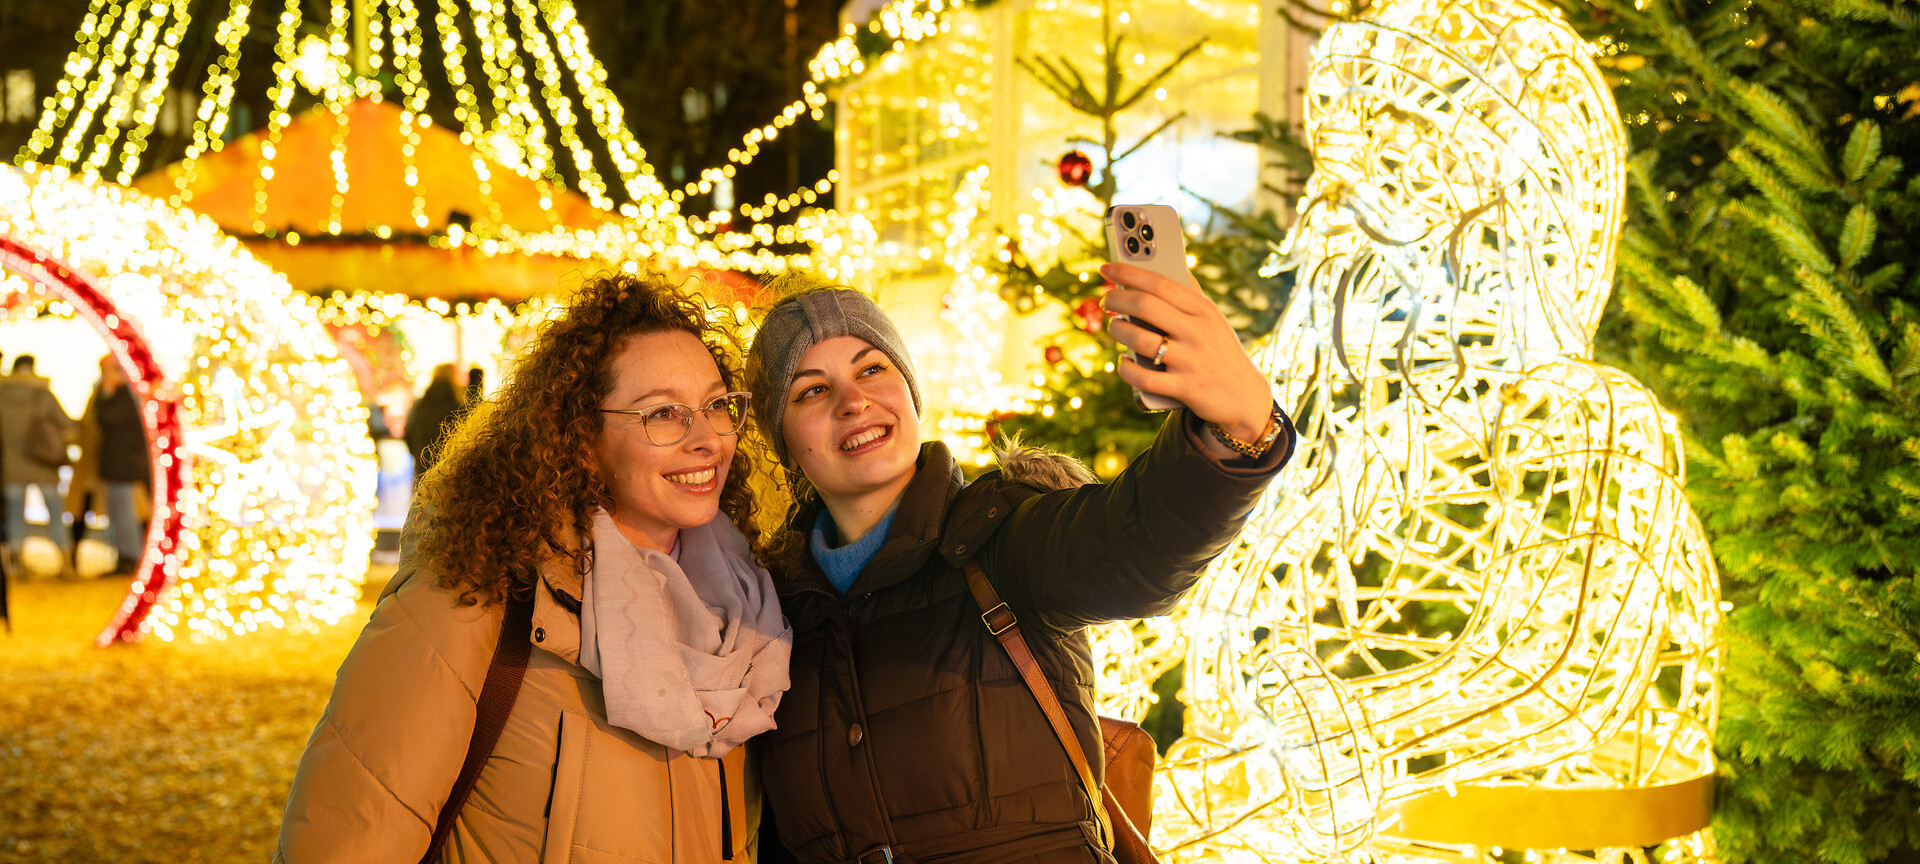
133, 97, 633, 301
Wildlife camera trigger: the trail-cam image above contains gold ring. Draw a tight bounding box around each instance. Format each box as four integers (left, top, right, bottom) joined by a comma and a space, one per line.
1151, 338, 1169, 365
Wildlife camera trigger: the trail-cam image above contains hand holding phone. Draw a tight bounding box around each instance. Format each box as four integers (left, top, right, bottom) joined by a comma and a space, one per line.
1104, 204, 1191, 411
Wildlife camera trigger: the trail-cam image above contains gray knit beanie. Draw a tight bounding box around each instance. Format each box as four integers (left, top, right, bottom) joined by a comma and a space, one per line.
748, 288, 922, 464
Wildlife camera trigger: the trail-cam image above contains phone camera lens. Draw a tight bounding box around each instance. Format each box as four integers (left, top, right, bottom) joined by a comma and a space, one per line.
1121, 211, 1137, 229
1138, 223, 1154, 242
1125, 236, 1141, 256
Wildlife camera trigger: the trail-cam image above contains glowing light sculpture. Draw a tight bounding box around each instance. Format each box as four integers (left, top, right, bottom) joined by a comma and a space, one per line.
0, 162, 376, 643
1095, 1, 1723, 861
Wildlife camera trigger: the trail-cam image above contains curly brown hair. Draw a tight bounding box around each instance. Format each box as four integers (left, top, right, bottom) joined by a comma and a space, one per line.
412, 272, 766, 607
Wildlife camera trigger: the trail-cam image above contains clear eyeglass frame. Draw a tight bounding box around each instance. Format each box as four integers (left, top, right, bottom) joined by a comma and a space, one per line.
599, 391, 752, 446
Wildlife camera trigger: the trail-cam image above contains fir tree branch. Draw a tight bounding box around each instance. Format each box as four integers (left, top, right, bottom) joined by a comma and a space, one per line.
1625, 151, 1679, 247
1113, 39, 1209, 114
1790, 266, 1894, 391
1113, 112, 1186, 164
1751, 208, 1834, 277
1841, 120, 1883, 184
1838, 204, 1878, 272
1016, 56, 1100, 115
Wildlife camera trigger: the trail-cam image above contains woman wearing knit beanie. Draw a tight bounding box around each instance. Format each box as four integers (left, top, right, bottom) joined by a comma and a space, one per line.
745, 263, 1292, 864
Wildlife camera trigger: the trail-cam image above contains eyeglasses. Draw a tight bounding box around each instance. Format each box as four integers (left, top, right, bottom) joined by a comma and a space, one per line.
599, 391, 752, 446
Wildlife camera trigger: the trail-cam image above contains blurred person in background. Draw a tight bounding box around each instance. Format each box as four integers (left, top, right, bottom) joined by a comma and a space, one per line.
67, 354, 151, 576
0, 355, 76, 579
404, 363, 466, 479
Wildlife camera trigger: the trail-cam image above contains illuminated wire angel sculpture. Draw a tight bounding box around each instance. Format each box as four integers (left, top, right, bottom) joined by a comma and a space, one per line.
1089, 1, 1723, 861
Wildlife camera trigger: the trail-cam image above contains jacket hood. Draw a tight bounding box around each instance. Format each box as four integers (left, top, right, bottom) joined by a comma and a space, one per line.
990, 440, 1096, 492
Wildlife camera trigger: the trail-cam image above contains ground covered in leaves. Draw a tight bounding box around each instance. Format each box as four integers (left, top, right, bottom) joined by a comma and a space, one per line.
0, 574, 376, 862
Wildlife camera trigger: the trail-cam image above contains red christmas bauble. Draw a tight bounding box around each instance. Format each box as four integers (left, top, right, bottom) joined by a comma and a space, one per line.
1073, 296, 1104, 333
1057, 150, 1093, 187
1044, 344, 1066, 367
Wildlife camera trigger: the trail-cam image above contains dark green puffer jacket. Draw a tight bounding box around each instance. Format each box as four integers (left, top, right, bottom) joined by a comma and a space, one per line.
757, 410, 1290, 864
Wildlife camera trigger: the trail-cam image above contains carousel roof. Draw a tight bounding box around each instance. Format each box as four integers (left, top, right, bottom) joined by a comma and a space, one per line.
133, 98, 622, 301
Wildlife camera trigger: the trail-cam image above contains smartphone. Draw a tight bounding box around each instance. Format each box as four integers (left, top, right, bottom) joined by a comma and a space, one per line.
1104, 203, 1190, 412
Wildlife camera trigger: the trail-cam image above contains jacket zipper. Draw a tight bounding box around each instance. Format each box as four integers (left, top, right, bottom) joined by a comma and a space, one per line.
837, 592, 905, 857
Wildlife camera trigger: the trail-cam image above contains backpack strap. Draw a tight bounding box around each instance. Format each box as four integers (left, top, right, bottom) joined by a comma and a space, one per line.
962, 561, 1113, 849
419, 592, 535, 864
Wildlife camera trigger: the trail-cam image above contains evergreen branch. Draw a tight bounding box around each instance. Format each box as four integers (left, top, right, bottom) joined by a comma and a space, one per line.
1114, 39, 1209, 113
1733, 83, 1840, 190
1892, 323, 1920, 384
1113, 112, 1186, 165
1761, 212, 1837, 277
1742, 129, 1843, 194
1016, 56, 1100, 115
1625, 150, 1679, 246
1841, 120, 1883, 184
1225, 112, 1316, 176
1859, 262, 1905, 295
1668, 274, 1725, 333
1792, 266, 1894, 391
1838, 204, 1878, 272
1726, 150, 1815, 240
1813, 0, 1911, 24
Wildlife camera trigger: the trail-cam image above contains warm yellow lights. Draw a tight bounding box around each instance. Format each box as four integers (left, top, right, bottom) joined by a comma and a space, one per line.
24, 0, 847, 276
0, 162, 376, 643
1081, 1, 1721, 861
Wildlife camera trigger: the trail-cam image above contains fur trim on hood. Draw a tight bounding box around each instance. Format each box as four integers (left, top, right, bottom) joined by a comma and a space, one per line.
994, 437, 1097, 492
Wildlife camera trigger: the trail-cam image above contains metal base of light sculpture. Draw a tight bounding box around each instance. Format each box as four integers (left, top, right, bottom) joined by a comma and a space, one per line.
1089, 1, 1723, 860
0, 163, 376, 643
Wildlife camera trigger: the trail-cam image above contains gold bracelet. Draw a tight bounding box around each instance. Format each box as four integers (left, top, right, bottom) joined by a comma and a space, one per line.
1208, 404, 1286, 459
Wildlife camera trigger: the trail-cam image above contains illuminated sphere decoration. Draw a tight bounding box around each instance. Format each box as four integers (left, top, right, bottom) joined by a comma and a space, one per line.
1088, 1, 1723, 861
0, 162, 376, 644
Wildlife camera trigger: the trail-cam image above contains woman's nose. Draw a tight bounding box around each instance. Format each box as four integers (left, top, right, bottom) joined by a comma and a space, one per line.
834, 381, 868, 415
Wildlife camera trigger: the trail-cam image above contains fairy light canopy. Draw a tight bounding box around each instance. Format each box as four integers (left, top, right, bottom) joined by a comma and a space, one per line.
17, 0, 843, 283
0, 161, 376, 643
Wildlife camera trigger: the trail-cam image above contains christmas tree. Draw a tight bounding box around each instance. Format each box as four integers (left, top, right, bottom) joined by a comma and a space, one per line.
1551, 1, 1920, 861
988, 2, 1297, 470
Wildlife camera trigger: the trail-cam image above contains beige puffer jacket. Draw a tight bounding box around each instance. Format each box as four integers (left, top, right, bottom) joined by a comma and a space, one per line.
277, 529, 757, 864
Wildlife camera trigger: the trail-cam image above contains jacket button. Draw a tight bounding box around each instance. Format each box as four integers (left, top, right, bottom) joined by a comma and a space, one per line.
533, 627, 546, 643
986, 506, 998, 518
953, 543, 966, 555
847, 723, 865, 747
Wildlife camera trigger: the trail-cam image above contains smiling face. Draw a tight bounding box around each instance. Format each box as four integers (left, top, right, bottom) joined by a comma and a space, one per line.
781, 335, 920, 508
594, 329, 738, 553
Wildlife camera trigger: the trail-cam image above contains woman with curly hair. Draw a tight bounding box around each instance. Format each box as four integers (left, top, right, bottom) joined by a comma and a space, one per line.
278, 273, 791, 864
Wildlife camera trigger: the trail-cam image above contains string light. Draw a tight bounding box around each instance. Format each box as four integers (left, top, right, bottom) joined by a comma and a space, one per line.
50, 0, 143, 170
250, 0, 304, 234
109, 0, 190, 185
26, 0, 861, 278
0, 162, 375, 644
170, 0, 253, 204
20, 0, 118, 162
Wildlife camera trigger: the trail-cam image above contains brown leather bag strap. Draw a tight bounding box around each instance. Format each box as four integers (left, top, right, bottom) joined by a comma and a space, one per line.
962, 561, 1113, 848
419, 592, 535, 864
